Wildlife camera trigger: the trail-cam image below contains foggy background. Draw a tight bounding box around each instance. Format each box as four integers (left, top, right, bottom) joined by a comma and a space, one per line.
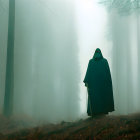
0, 0, 140, 123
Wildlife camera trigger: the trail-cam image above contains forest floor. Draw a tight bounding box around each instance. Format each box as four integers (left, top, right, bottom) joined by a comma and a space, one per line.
0, 113, 140, 140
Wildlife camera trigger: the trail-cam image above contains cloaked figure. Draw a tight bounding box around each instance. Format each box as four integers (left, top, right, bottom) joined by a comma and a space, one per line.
84, 48, 114, 117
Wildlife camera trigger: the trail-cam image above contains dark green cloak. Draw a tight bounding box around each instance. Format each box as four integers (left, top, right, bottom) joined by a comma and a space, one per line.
84, 48, 114, 116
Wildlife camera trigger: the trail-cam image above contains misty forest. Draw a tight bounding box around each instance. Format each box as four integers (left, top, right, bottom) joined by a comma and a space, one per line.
0, 0, 140, 139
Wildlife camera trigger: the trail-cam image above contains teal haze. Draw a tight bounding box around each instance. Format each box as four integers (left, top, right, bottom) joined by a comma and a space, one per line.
0, 0, 140, 123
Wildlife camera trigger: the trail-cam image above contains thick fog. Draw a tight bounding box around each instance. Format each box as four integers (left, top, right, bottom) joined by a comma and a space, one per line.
77, 0, 140, 115
0, 0, 80, 122
108, 7, 140, 115
0, 0, 140, 123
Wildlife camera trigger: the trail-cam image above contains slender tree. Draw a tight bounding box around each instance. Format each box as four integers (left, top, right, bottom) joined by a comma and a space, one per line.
3, 0, 15, 117
135, 0, 140, 107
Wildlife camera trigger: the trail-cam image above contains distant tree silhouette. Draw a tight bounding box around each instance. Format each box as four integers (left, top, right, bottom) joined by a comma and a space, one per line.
3, 0, 15, 117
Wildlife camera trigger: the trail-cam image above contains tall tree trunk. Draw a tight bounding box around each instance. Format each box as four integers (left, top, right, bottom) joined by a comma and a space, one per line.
136, 2, 140, 106
3, 0, 15, 117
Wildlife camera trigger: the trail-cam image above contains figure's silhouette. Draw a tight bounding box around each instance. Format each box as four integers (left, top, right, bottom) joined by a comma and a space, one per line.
84, 48, 114, 117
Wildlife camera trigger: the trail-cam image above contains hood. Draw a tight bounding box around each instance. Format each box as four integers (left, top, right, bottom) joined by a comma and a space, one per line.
93, 48, 103, 61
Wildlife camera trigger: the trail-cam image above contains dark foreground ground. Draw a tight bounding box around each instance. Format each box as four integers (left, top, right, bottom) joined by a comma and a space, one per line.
0, 113, 140, 140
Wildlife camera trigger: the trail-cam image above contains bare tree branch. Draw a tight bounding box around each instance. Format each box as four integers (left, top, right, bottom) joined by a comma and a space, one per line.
99, 0, 140, 15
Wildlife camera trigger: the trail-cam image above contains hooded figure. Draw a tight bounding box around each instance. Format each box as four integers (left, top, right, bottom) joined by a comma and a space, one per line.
84, 48, 114, 116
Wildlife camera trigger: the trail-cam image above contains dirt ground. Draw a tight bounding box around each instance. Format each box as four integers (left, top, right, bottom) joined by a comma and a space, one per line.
0, 113, 140, 140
